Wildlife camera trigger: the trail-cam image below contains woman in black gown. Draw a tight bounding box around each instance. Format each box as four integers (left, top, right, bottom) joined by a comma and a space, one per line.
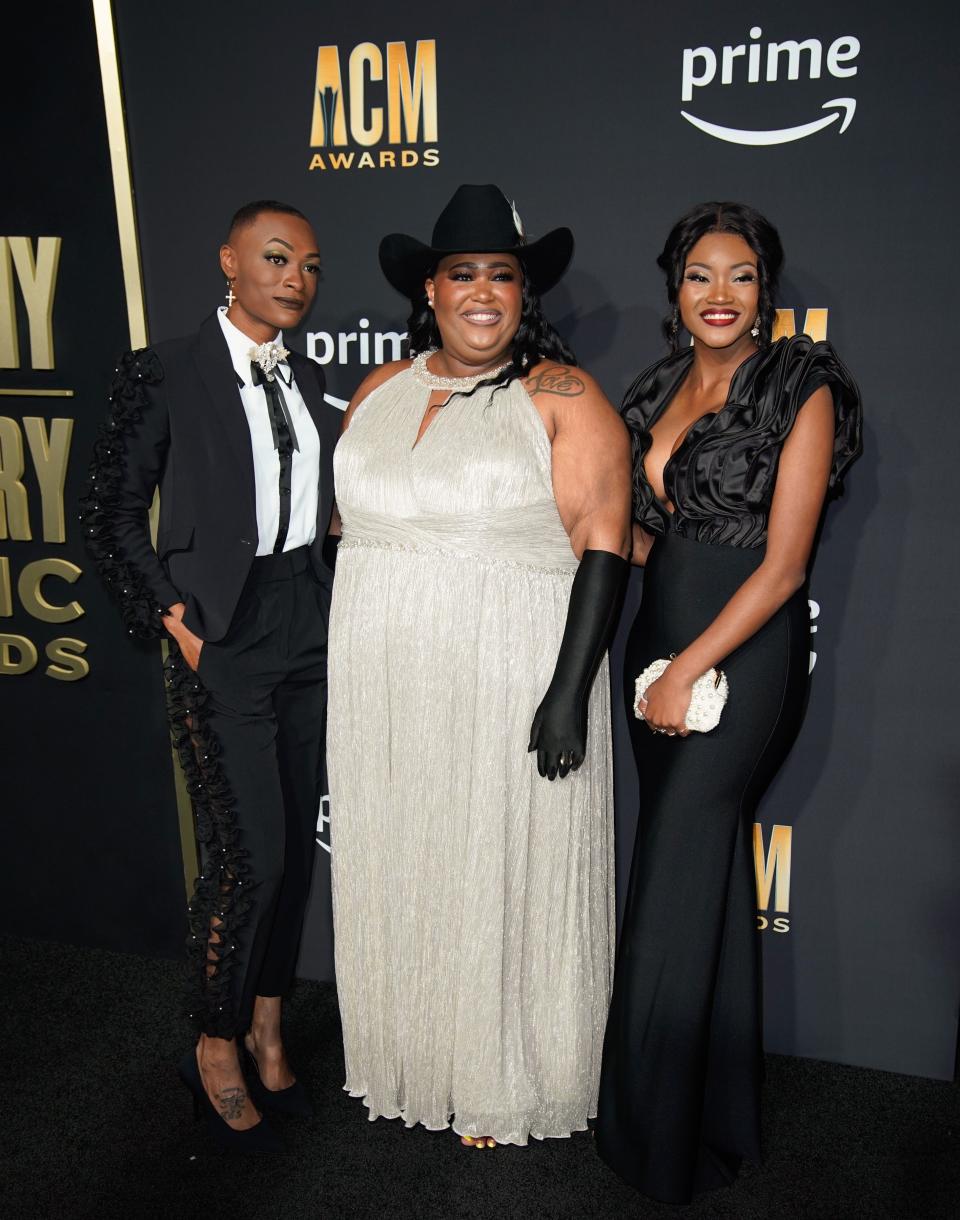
595, 202, 861, 1203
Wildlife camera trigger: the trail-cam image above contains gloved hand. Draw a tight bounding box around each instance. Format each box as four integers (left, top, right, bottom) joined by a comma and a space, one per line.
528, 549, 628, 780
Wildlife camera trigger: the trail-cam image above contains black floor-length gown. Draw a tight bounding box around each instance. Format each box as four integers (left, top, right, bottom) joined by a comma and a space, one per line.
596, 335, 861, 1204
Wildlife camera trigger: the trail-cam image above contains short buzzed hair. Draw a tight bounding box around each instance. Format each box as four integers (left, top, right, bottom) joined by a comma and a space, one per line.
227, 200, 309, 240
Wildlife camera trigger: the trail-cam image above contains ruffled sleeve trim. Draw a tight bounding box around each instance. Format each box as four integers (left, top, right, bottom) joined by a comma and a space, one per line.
738, 335, 863, 495
78, 348, 170, 639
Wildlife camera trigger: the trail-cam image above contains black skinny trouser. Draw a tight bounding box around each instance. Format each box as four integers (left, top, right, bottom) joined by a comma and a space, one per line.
190, 546, 327, 1037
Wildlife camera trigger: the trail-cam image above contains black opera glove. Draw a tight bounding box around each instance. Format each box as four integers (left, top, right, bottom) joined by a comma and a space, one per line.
528, 549, 629, 781
321, 532, 340, 572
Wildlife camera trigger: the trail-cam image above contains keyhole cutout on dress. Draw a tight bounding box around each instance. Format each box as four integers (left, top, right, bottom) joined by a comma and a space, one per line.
412, 390, 451, 451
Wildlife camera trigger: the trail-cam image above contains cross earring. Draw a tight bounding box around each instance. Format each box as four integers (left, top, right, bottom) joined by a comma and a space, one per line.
225, 279, 236, 308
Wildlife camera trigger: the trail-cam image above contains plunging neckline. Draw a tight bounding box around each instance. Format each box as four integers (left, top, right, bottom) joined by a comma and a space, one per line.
642, 347, 762, 512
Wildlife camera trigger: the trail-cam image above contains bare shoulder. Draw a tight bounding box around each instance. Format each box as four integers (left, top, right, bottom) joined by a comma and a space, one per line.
342, 359, 410, 430
523, 360, 625, 438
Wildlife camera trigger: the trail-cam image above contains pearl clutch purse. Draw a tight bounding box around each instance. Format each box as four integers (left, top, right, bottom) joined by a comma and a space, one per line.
634, 656, 729, 733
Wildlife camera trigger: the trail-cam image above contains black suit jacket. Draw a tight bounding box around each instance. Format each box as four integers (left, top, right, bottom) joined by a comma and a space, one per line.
83, 313, 341, 642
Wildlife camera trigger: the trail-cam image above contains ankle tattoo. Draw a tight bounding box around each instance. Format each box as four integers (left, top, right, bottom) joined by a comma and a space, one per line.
217, 1086, 247, 1120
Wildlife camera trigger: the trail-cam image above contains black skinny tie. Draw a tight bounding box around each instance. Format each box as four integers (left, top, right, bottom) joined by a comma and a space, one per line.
249, 362, 300, 553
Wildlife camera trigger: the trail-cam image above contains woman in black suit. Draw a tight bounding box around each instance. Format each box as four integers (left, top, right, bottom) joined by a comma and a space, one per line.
595, 202, 861, 1202
82, 201, 341, 1150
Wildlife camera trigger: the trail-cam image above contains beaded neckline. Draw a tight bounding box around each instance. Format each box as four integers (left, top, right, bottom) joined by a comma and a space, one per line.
411, 350, 512, 391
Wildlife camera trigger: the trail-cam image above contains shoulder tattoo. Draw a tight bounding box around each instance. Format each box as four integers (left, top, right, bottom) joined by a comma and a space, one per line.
526, 368, 585, 398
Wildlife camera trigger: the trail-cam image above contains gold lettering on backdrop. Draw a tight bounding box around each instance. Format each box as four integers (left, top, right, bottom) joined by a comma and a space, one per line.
386, 41, 438, 143
17, 558, 83, 623
0, 239, 17, 368
0, 237, 62, 369
45, 637, 89, 682
22, 417, 72, 543
754, 823, 792, 914
0, 555, 10, 616
0, 416, 31, 540
774, 308, 829, 342
310, 45, 348, 146
308, 148, 442, 172
0, 414, 88, 676
349, 43, 384, 147
0, 227, 88, 678
0, 633, 38, 674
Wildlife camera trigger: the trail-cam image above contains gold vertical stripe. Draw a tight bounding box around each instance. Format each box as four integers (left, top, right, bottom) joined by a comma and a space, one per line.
92, 0, 148, 350
0, 389, 75, 397
92, 0, 198, 898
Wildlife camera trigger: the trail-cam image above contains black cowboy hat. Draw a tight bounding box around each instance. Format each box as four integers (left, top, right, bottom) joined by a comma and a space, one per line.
379, 184, 574, 299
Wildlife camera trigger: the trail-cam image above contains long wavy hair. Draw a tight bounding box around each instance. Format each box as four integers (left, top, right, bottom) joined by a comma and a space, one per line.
405, 267, 575, 399
656, 202, 784, 351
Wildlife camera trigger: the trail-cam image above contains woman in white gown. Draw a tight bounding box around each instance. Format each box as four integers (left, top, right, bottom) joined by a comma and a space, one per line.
328, 185, 631, 1147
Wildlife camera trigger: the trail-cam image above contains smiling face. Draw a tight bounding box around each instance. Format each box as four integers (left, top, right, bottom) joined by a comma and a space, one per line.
678, 231, 761, 353
425, 252, 523, 371
219, 211, 321, 343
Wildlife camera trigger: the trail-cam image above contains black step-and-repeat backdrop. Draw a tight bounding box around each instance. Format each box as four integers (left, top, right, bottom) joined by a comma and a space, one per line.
6, 0, 957, 1080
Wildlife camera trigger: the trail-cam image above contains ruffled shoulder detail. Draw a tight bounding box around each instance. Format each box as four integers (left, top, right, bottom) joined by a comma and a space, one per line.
620, 350, 693, 533
734, 335, 862, 494
79, 348, 167, 638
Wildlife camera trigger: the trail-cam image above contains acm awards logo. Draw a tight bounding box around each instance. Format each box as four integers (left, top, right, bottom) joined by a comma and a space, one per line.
681, 27, 861, 145
308, 40, 439, 172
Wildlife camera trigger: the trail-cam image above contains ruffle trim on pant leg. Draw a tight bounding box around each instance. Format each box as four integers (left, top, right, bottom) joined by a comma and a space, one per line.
165, 640, 255, 1039
78, 348, 167, 640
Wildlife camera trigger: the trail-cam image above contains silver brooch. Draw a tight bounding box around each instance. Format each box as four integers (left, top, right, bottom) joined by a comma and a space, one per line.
248, 342, 290, 381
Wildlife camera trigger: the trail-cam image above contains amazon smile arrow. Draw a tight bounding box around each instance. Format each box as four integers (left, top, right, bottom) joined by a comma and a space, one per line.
680, 98, 857, 146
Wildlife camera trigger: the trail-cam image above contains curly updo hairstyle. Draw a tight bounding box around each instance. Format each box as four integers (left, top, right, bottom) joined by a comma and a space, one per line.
657, 202, 784, 351
405, 269, 575, 399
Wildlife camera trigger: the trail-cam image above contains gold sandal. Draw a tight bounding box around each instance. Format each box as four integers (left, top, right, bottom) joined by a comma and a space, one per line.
460, 1135, 497, 1149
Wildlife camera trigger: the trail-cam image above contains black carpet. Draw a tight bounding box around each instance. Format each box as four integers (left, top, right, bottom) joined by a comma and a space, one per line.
1, 935, 956, 1220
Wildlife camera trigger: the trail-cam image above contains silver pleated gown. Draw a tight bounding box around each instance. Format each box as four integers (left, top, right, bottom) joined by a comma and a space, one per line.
327, 365, 614, 1145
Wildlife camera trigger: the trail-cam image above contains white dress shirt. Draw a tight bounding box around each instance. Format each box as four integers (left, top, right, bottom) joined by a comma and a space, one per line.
217, 307, 320, 555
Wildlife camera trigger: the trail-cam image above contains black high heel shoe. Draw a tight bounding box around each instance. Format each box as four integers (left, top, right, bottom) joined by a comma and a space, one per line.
177, 1047, 284, 1152
242, 1045, 315, 1118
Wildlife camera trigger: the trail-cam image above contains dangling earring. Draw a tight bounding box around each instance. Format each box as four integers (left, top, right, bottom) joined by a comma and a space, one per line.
225, 279, 236, 308
750, 318, 760, 339
669, 306, 681, 346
